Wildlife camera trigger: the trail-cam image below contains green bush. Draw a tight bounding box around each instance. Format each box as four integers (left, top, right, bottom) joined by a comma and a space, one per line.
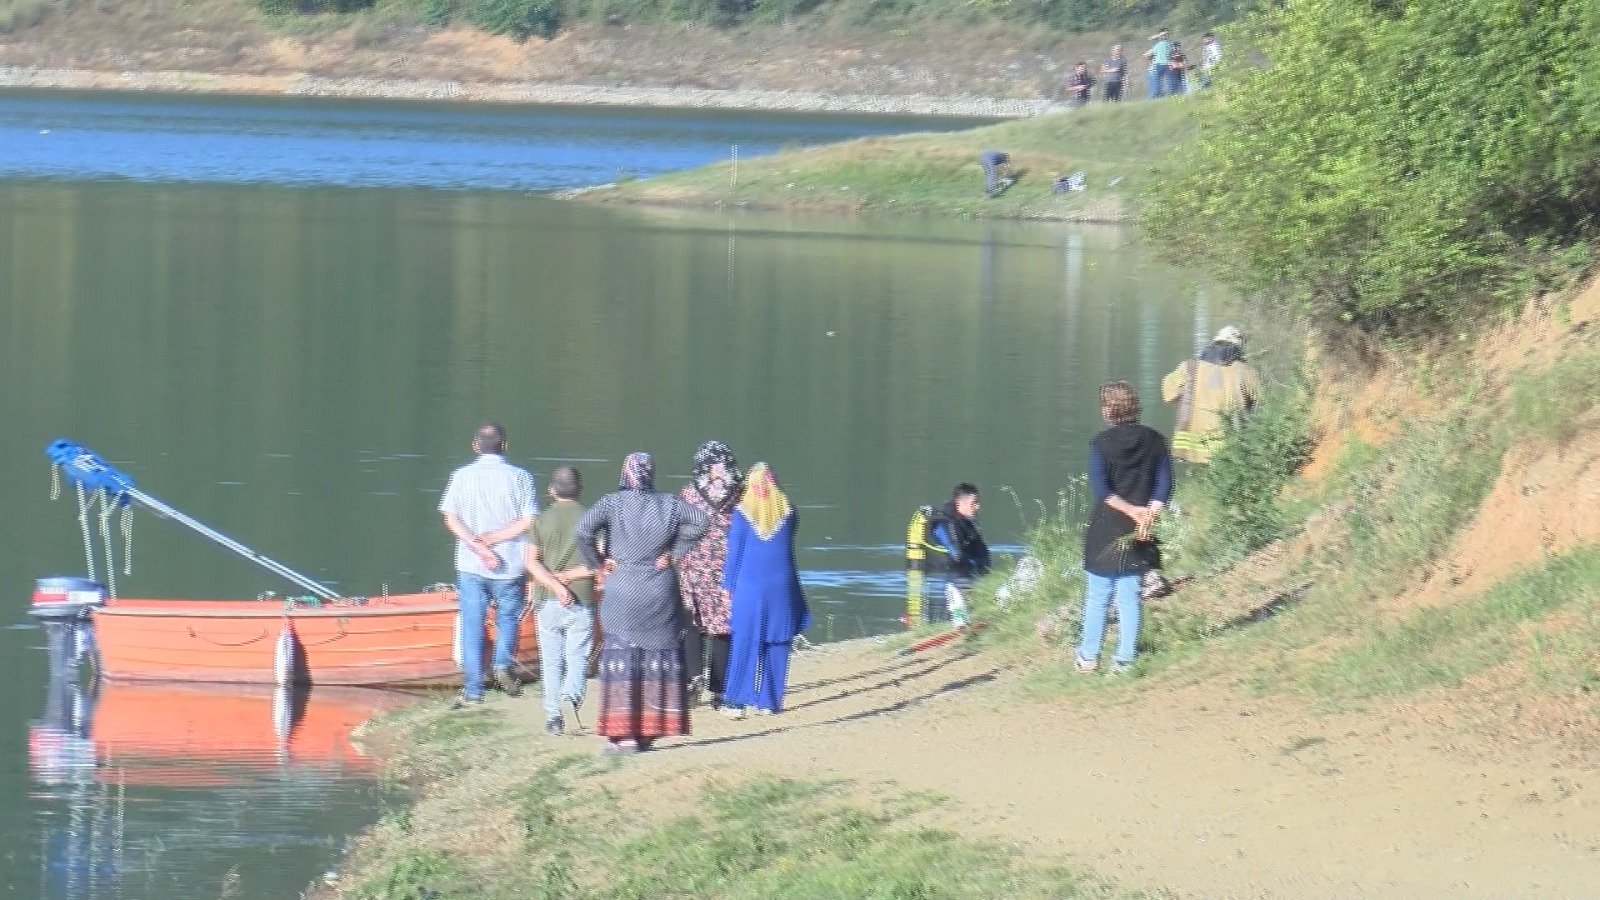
420, 0, 455, 24
469, 0, 560, 38
0, 0, 54, 31
257, 0, 374, 13
252, 0, 1244, 35
1147, 0, 1600, 334
1183, 379, 1314, 563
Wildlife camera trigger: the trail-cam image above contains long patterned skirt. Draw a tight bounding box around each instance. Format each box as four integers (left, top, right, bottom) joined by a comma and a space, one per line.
595, 635, 690, 740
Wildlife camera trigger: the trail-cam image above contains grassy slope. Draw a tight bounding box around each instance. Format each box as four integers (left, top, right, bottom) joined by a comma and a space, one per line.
340, 707, 1130, 900
581, 98, 1204, 221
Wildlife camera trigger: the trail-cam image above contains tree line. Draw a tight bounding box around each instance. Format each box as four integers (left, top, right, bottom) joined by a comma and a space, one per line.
258, 0, 1246, 41
1147, 0, 1600, 335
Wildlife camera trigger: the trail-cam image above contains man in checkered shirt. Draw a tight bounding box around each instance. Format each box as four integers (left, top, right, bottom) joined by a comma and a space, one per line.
439, 421, 537, 706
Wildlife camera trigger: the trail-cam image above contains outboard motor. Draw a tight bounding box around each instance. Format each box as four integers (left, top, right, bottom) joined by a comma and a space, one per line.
31, 576, 106, 618
31, 576, 103, 670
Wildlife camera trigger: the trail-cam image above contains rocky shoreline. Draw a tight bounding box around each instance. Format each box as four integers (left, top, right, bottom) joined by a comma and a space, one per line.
0, 66, 1057, 117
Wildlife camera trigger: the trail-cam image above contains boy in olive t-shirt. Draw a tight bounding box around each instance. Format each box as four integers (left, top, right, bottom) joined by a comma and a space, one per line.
525, 465, 597, 735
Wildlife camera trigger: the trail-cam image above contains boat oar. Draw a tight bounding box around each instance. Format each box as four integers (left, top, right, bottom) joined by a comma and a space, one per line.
896, 622, 987, 656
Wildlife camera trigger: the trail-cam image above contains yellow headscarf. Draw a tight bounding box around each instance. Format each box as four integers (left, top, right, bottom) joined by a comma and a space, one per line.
738, 462, 791, 540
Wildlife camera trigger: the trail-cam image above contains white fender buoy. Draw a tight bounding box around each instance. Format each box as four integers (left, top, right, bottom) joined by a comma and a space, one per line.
274, 617, 299, 687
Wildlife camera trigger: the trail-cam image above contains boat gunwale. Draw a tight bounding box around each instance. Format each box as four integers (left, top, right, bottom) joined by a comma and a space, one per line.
94, 601, 459, 619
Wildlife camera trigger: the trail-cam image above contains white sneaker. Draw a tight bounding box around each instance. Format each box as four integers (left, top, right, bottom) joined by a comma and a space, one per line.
1074, 655, 1098, 674
720, 705, 746, 720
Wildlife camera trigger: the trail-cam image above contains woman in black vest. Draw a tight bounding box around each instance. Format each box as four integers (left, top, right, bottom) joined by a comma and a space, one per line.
1074, 381, 1172, 674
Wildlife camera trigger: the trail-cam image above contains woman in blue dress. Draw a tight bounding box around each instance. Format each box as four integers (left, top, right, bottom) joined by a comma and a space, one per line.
720, 463, 809, 717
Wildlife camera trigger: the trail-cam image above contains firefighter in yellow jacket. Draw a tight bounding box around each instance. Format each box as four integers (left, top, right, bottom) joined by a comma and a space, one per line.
1161, 326, 1261, 463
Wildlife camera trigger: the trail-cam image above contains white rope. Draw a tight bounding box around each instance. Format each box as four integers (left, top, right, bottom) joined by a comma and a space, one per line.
120, 504, 134, 576
77, 483, 95, 583
97, 491, 117, 599
50, 464, 61, 501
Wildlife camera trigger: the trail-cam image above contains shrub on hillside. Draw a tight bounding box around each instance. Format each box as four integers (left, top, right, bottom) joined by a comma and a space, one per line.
0, 0, 53, 32
1191, 381, 1312, 558
1147, 0, 1600, 334
470, 0, 560, 37
421, 0, 454, 25
256, 0, 373, 13
1159, 380, 1313, 572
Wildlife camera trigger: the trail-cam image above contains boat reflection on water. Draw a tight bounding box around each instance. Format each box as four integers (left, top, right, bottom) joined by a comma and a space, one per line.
29, 622, 412, 900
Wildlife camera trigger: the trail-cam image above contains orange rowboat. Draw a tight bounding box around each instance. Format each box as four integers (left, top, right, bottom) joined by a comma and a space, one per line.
91, 588, 539, 685
44, 441, 543, 686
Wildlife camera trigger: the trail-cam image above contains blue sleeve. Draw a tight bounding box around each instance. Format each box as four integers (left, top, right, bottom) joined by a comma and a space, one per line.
1088, 445, 1111, 503
1153, 450, 1173, 505
933, 522, 960, 558
722, 512, 748, 594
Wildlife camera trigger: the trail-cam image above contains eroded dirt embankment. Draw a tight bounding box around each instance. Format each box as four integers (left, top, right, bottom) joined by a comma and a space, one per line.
0, 4, 1134, 113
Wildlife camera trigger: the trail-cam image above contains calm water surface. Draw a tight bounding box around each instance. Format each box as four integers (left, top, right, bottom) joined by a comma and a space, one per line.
0, 92, 1225, 898
0, 90, 987, 189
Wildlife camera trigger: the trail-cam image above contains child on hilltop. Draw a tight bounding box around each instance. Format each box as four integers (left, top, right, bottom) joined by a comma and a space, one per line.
1065, 61, 1096, 107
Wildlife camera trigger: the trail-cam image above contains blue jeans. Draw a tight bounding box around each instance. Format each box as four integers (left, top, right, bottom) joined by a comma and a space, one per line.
457, 573, 526, 700
537, 598, 595, 721
1147, 65, 1168, 99
1076, 571, 1142, 666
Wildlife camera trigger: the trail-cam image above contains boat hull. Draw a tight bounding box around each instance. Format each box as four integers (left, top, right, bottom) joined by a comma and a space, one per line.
91, 590, 538, 686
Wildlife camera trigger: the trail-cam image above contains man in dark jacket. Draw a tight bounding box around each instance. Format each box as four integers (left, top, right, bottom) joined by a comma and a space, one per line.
929, 483, 990, 624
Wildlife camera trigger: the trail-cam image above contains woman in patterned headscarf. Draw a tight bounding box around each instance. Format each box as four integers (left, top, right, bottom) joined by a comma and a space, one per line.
575, 452, 708, 754
676, 441, 744, 710
720, 463, 809, 717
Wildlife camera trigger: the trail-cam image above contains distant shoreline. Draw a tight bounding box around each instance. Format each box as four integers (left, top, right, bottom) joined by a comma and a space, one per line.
0, 66, 1057, 118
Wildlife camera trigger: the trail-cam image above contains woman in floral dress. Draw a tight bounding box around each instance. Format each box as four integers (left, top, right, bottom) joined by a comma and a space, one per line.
675, 440, 743, 711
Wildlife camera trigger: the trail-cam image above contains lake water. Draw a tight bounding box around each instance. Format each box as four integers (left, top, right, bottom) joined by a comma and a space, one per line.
0, 90, 1221, 898
0, 90, 988, 189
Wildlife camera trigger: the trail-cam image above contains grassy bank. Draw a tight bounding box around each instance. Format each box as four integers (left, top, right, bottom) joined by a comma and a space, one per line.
964, 281, 1600, 725
580, 98, 1204, 220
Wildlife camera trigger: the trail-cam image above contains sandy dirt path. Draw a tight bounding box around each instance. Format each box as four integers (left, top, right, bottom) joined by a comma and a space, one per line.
493, 639, 1600, 898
